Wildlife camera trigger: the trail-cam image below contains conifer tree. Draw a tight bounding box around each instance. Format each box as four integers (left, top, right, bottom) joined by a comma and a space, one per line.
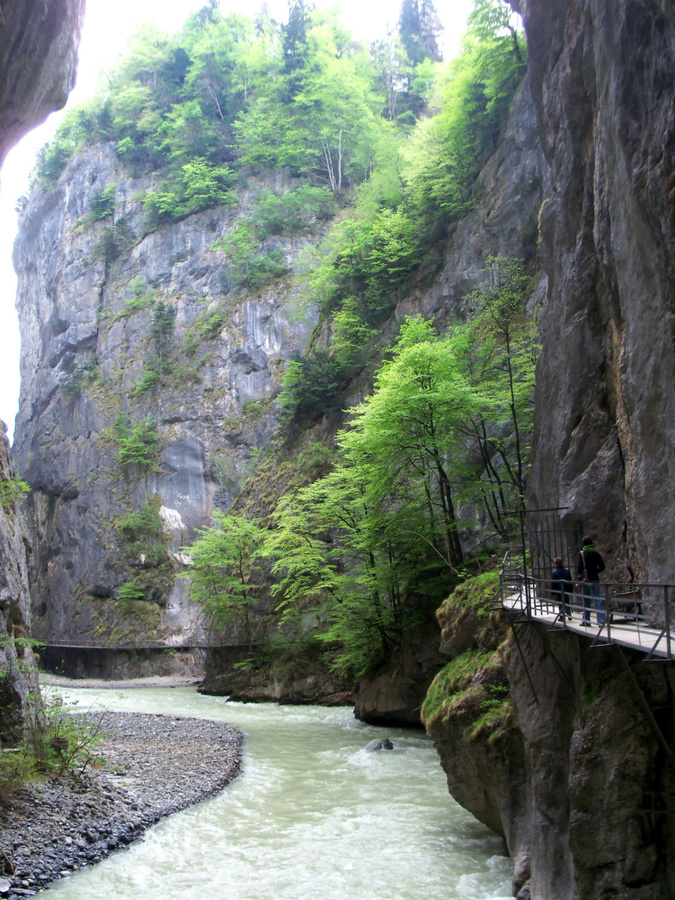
398, 0, 441, 65
282, 0, 313, 96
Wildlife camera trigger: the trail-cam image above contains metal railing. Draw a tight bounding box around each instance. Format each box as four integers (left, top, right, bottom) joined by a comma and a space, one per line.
39, 637, 229, 651
499, 560, 674, 660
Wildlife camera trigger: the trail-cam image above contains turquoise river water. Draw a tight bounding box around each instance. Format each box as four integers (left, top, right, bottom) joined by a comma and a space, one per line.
42, 686, 512, 899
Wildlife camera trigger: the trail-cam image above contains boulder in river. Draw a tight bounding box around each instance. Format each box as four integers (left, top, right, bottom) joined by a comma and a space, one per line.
365, 738, 394, 752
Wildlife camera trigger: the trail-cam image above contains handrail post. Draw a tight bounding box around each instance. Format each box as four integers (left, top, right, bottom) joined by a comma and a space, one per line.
518, 509, 530, 618
665, 585, 671, 659
604, 583, 610, 640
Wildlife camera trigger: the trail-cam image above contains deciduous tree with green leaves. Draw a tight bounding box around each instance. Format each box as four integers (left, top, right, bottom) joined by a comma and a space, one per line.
187, 512, 267, 651
455, 256, 537, 533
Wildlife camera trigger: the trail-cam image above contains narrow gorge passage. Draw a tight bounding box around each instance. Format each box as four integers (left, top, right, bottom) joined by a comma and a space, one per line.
45, 687, 512, 899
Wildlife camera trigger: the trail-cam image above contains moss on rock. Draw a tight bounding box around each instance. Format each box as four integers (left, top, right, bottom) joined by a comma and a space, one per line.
422, 572, 514, 743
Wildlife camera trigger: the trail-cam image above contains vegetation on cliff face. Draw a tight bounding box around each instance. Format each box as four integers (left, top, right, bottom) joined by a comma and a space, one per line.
35, 0, 526, 401
421, 572, 515, 743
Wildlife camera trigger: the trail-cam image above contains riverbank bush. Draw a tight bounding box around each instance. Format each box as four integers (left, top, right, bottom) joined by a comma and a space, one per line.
0, 694, 105, 795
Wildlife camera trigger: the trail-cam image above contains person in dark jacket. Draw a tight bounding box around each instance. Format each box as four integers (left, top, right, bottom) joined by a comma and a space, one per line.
577, 535, 606, 626
551, 557, 573, 620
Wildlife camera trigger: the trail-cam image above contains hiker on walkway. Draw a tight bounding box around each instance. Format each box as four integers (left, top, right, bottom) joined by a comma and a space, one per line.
577, 535, 606, 626
551, 557, 573, 620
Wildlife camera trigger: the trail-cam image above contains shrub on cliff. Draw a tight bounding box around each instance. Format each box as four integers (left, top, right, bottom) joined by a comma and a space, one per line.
0, 477, 29, 512
113, 417, 161, 476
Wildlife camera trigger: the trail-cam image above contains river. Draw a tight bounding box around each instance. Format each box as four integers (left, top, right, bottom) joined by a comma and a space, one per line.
43, 686, 512, 899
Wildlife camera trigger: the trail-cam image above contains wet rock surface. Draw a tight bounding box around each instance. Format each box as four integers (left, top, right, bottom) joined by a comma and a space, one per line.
516, 0, 675, 584
0, 0, 84, 165
0, 426, 39, 745
0, 711, 242, 896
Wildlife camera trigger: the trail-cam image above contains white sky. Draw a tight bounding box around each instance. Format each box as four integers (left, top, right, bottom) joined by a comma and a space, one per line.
0, 0, 474, 441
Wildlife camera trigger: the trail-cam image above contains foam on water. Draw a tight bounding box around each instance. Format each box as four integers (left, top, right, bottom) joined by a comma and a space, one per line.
44, 686, 512, 899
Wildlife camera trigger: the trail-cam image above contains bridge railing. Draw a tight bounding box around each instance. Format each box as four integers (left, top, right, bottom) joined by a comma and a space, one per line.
499, 565, 674, 659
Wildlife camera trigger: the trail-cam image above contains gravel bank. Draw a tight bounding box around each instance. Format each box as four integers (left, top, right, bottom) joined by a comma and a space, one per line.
0, 710, 243, 897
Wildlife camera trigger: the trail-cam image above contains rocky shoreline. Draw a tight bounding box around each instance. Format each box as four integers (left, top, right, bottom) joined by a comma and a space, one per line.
0, 705, 243, 897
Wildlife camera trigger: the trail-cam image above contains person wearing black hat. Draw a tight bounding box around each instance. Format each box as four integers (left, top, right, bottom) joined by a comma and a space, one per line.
577, 535, 605, 626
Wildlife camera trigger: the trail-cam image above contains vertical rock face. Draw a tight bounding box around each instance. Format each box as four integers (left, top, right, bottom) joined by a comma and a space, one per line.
425, 579, 675, 899
515, 0, 675, 583
12, 146, 319, 646
0, 0, 83, 740
0, 427, 40, 744
503, 628, 675, 900
0, 0, 84, 165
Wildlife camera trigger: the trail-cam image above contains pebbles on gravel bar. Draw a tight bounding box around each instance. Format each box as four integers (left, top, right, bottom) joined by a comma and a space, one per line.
0, 711, 243, 897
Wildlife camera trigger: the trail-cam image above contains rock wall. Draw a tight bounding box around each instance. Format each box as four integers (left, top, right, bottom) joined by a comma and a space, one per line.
13, 149, 319, 646
0, 0, 84, 166
423, 5, 675, 895
201, 643, 352, 705
0, 0, 84, 741
0, 427, 40, 744
503, 627, 674, 900
515, 0, 675, 584
352, 616, 446, 727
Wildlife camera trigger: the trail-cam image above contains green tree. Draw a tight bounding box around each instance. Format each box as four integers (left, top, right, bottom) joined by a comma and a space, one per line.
403, 0, 526, 228
114, 417, 161, 476
279, 351, 349, 431
221, 223, 289, 290
467, 0, 523, 64
0, 477, 29, 512
236, 9, 385, 193
183, 12, 253, 125
89, 183, 117, 221
282, 0, 312, 89
398, 0, 442, 66
270, 319, 485, 678
267, 467, 419, 679
343, 318, 476, 569
187, 512, 266, 651
457, 256, 537, 530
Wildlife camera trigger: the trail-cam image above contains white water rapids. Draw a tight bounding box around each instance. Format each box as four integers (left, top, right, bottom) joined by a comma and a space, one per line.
44, 687, 512, 899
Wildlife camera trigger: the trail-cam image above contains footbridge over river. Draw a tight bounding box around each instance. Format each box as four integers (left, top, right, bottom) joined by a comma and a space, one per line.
37, 636, 249, 680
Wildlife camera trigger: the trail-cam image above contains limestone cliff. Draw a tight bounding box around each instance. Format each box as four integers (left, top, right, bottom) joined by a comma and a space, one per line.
13, 148, 318, 647
515, 0, 675, 584
423, 5, 675, 896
